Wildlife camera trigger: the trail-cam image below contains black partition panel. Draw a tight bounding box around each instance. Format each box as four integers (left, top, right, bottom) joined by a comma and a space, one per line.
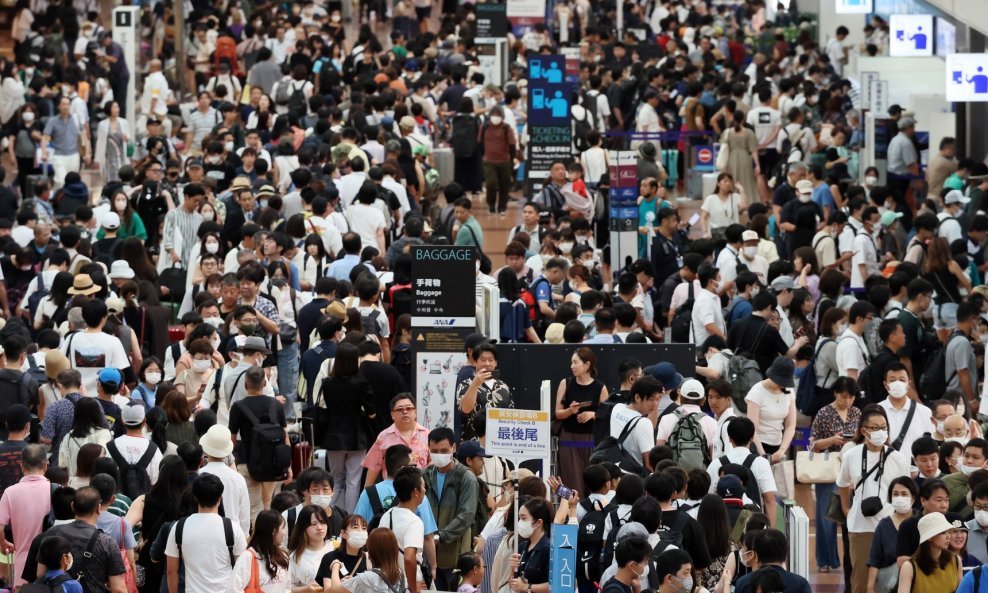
494, 343, 696, 411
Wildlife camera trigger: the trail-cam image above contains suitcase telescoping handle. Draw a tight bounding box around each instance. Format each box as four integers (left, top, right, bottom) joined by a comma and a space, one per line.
297, 417, 316, 469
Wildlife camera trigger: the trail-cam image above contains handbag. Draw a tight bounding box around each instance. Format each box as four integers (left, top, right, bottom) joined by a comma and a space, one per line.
875, 563, 899, 593
826, 490, 846, 524
159, 263, 187, 302
716, 131, 730, 171
770, 458, 795, 500
244, 549, 261, 593
796, 450, 841, 484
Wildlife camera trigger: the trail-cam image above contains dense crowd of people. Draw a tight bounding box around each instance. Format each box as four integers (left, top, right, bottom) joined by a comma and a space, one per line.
0, 1, 985, 593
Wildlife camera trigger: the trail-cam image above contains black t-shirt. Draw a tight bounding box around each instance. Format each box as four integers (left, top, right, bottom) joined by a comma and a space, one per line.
518, 535, 551, 584
895, 514, 922, 558
727, 316, 790, 374
0, 440, 27, 496
315, 549, 368, 584
229, 396, 287, 465
772, 182, 795, 209
601, 577, 633, 593
781, 200, 823, 251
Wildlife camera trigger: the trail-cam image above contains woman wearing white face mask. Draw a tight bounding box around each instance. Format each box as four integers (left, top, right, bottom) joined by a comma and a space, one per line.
176, 338, 223, 410
836, 405, 911, 593
314, 515, 369, 588
97, 191, 148, 242
506, 498, 552, 593
480, 106, 517, 217
134, 358, 164, 408
810, 377, 861, 572
868, 477, 919, 593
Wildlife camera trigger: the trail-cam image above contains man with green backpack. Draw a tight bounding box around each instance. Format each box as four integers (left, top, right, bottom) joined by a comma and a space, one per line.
655, 379, 716, 472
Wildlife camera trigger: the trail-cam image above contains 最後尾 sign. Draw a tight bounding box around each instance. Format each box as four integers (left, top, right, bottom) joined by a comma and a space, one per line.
835, 0, 872, 13
889, 15, 933, 57
485, 409, 551, 458
946, 54, 988, 102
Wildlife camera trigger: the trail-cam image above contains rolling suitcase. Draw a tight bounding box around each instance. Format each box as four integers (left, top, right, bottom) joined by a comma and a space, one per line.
291, 417, 315, 477
434, 147, 455, 187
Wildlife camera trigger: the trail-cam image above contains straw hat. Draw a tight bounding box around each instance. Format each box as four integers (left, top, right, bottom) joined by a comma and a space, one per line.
67, 274, 100, 296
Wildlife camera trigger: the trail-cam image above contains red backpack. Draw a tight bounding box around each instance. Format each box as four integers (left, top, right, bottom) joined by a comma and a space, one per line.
387, 283, 413, 334
214, 35, 240, 77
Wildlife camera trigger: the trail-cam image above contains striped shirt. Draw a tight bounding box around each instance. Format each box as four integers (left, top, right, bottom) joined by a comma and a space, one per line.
162, 207, 203, 264
186, 107, 220, 148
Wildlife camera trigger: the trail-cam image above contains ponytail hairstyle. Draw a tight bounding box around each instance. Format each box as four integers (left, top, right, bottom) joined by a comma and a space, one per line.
452, 551, 482, 587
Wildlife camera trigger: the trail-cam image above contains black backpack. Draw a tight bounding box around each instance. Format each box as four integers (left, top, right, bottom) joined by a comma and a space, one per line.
919, 331, 968, 401
21, 571, 73, 593
27, 273, 50, 322
450, 114, 479, 158
0, 372, 31, 436
600, 508, 628, 571
576, 498, 615, 585
652, 510, 689, 558
574, 96, 596, 153
239, 399, 292, 482
360, 309, 385, 340
720, 454, 763, 509
670, 282, 695, 343
106, 439, 157, 499
589, 416, 648, 478
287, 81, 308, 117
366, 485, 398, 530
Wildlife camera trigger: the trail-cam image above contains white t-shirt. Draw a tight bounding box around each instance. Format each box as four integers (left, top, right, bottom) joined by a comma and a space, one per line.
199, 461, 252, 536
938, 213, 963, 245
346, 204, 387, 251
743, 382, 795, 448
380, 507, 424, 582
746, 106, 781, 147
878, 398, 935, 458
110, 435, 163, 485
62, 331, 130, 395
707, 445, 777, 498
712, 408, 737, 459
701, 193, 742, 230
609, 404, 653, 470
289, 546, 329, 587
835, 329, 869, 376
851, 231, 879, 289
836, 444, 910, 532
690, 287, 725, 345
165, 513, 249, 592
229, 548, 289, 593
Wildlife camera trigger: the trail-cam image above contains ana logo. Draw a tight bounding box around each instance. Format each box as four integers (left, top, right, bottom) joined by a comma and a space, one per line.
433, 319, 456, 326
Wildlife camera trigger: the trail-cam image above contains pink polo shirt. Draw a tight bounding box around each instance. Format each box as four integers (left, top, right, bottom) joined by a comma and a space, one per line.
0, 475, 53, 586
362, 424, 431, 475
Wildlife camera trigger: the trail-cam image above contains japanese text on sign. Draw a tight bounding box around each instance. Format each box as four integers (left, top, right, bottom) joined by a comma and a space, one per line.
485, 409, 550, 458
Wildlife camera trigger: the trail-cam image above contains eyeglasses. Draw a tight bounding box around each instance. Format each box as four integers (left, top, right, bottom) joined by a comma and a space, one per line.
148, 167, 162, 173
863, 425, 888, 431
393, 406, 415, 414
973, 504, 988, 512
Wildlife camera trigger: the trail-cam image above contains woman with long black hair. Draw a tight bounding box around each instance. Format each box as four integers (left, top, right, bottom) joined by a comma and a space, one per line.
132, 456, 189, 593
318, 342, 376, 513
230, 510, 290, 593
